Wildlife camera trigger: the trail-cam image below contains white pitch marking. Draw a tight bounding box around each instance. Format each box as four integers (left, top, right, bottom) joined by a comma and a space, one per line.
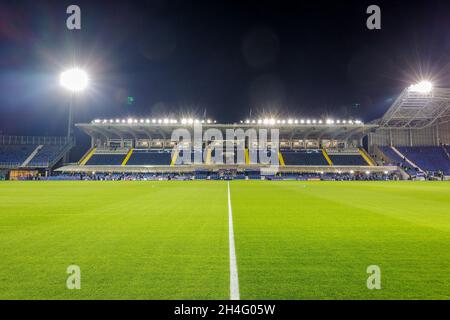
227, 181, 240, 300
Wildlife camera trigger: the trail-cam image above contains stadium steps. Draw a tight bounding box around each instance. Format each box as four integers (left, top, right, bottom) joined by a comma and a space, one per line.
245, 148, 250, 164
391, 146, 424, 173
121, 148, 134, 166
278, 151, 285, 166
443, 146, 450, 160
21, 145, 43, 167
358, 148, 375, 166
321, 149, 333, 166
170, 148, 180, 166
79, 147, 96, 165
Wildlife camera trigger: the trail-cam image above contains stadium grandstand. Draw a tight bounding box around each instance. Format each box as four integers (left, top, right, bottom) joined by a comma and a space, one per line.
0, 135, 74, 180
52, 83, 449, 180
2, 82, 450, 181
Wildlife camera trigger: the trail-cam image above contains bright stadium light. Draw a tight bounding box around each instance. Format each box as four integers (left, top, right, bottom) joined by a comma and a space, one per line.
408, 80, 433, 93
60, 67, 89, 163
60, 68, 89, 92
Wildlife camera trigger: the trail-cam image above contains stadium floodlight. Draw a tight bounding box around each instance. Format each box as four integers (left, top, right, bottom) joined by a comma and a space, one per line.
384, 171, 389, 174
60, 68, 89, 92
60, 67, 89, 163
408, 80, 433, 93
365, 171, 371, 175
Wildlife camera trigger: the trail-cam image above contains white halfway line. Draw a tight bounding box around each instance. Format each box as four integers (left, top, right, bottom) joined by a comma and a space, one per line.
227, 181, 240, 300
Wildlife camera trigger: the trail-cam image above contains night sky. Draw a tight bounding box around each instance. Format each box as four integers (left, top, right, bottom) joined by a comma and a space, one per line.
1, 0, 450, 154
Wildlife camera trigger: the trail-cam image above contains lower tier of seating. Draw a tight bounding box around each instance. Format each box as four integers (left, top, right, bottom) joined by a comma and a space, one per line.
127, 150, 172, 165
28, 145, 66, 166
86, 153, 127, 165
80, 148, 377, 166
0, 145, 36, 166
397, 146, 450, 175
281, 150, 328, 165
328, 154, 367, 166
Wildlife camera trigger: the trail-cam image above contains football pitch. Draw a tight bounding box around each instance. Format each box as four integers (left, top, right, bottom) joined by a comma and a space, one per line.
0, 180, 449, 299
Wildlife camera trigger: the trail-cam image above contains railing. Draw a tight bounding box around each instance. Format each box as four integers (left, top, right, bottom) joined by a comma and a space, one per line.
0, 135, 74, 146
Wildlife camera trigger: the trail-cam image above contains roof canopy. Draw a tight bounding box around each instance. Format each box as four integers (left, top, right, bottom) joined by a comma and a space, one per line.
377, 87, 450, 128
76, 123, 376, 141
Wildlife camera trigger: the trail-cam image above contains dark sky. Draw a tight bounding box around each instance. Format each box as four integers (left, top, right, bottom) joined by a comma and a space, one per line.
2, 0, 450, 143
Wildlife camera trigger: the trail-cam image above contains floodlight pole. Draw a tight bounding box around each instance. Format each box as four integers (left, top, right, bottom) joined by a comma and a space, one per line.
64, 94, 75, 164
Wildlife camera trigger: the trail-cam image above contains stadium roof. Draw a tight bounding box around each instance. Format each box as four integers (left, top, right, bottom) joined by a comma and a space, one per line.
376, 87, 450, 129
76, 122, 377, 141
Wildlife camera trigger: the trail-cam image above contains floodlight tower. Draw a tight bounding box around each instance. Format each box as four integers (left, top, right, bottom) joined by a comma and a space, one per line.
60, 68, 89, 163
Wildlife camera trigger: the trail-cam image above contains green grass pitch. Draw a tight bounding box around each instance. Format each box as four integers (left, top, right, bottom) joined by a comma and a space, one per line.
0, 180, 449, 299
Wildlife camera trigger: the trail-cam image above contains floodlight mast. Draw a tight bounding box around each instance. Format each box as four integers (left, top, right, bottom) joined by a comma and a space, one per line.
60, 68, 89, 163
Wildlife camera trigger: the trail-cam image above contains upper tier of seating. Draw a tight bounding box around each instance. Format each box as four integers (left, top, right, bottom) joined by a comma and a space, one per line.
281, 150, 328, 166
397, 146, 450, 175
127, 150, 172, 165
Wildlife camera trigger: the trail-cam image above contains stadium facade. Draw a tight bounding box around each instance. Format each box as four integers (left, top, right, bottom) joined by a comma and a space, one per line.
1, 84, 449, 180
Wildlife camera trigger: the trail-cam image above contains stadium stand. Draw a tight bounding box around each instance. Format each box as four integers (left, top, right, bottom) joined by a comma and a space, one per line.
0, 136, 73, 169
28, 145, 68, 167
397, 146, 450, 175
0, 145, 36, 167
